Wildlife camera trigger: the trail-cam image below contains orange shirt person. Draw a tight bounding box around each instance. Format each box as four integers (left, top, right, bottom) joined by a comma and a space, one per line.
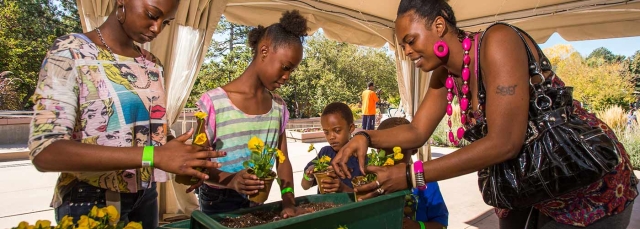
361, 82, 379, 130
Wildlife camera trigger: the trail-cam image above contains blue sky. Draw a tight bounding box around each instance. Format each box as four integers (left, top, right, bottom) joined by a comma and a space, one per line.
539, 33, 640, 57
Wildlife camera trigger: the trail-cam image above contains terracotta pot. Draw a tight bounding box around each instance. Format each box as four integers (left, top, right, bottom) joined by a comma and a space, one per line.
248, 170, 276, 203
313, 170, 333, 194
351, 176, 371, 202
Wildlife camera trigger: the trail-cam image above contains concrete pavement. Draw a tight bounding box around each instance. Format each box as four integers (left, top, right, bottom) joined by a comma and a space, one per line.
1, 141, 638, 228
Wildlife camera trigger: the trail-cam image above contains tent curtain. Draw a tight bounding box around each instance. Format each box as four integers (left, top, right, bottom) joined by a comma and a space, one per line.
75, 0, 113, 32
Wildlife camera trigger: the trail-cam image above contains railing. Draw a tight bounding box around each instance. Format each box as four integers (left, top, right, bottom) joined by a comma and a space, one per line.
0, 110, 34, 118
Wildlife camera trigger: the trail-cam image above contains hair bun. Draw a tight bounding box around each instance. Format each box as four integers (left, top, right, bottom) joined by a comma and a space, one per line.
248, 25, 266, 52
279, 10, 308, 37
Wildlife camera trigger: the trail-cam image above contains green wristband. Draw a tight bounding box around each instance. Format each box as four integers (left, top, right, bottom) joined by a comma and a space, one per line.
303, 173, 314, 181
142, 146, 154, 168
281, 187, 294, 195
418, 221, 425, 229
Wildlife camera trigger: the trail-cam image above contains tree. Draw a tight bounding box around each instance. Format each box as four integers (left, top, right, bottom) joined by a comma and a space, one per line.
628, 50, 640, 93
278, 33, 398, 118
0, 0, 82, 110
544, 45, 635, 111
586, 47, 626, 66
186, 17, 253, 108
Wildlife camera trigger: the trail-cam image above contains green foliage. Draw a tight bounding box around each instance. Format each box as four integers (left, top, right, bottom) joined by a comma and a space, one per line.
186, 17, 253, 108
0, 0, 81, 110
544, 45, 635, 111
278, 33, 398, 118
586, 47, 626, 66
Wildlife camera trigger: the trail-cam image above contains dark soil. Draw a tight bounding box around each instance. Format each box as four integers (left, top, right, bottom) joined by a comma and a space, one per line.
219, 202, 340, 228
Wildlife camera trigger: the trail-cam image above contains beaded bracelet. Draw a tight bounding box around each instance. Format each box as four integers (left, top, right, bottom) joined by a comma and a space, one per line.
353, 131, 371, 146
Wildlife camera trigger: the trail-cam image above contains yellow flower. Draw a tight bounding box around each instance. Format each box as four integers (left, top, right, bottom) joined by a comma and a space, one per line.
383, 158, 395, 166
57, 215, 73, 229
105, 205, 119, 223
123, 221, 143, 229
89, 205, 98, 217
307, 144, 315, 152
394, 152, 404, 161
34, 220, 51, 229
320, 155, 331, 163
77, 215, 90, 227
194, 111, 207, 119
247, 136, 264, 153
96, 208, 106, 218
16, 222, 29, 229
393, 146, 402, 155
194, 133, 207, 145
75, 227, 89, 229
276, 149, 286, 163
87, 218, 100, 228
26, 226, 34, 229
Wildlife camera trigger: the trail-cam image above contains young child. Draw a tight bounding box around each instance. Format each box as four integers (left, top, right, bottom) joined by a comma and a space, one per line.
301, 102, 364, 193
193, 10, 308, 218
377, 118, 449, 229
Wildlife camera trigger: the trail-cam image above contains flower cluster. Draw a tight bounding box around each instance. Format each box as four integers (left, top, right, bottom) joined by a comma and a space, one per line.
244, 136, 286, 178
13, 206, 141, 229
363, 146, 404, 181
308, 144, 331, 173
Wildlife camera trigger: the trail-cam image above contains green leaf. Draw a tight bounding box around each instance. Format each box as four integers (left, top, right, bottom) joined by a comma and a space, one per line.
243, 161, 251, 168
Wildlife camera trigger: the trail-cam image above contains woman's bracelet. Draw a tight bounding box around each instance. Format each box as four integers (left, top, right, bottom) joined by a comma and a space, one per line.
353, 131, 371, 147
410, 161, 417, 189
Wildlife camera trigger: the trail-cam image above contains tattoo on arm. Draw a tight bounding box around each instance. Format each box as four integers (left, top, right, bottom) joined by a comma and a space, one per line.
496, 85, 517, 96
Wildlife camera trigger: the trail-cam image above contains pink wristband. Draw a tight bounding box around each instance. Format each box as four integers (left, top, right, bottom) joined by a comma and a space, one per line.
413, 160, 427, 191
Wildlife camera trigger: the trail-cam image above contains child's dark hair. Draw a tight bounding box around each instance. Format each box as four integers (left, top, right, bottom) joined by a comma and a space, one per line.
321, 102, 354, 125
247, 10, 308, 57
377, 117, 410, 130
397, 0, 463, 37
367, 82, 374, 87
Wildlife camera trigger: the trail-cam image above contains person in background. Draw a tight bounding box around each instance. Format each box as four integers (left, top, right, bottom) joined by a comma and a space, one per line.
361, 82, 379, 130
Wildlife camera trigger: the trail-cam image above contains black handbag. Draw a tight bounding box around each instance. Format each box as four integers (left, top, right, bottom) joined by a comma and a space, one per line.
463, 23, 621, 209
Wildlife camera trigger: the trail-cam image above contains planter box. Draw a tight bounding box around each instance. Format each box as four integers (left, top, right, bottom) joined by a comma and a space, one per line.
159, 190, 410, 229
285, 128, 324, 143
286, 127, 365, 143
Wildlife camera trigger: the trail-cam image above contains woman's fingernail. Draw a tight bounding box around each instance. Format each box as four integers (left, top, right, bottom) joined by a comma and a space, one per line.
204, 175, 209, 180
260, 186, 264, 189
221, 152, 227, 156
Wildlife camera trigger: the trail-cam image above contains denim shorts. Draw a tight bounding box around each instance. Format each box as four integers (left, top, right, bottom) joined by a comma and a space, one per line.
55, 182, 158, 228
198, 184, 250, 215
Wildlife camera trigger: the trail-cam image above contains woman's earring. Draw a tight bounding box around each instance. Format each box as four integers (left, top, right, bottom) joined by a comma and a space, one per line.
433, 40, 449, 58
116, 5, 126, 24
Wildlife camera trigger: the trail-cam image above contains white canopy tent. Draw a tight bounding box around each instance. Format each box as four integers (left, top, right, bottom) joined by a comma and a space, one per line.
75, 0, 640, 221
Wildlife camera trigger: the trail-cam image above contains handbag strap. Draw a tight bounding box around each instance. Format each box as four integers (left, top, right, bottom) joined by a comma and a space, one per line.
476, 22, 552, 106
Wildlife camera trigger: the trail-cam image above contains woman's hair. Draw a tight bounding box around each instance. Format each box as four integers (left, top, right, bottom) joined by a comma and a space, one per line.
248, 10, 308, 57
321, 102, 354, 125
397, 0, 459, 32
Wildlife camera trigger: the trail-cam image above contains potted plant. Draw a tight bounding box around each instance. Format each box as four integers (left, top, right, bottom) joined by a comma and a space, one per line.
243, 136, 286, 203
307, 144, 333, 194
175, 111, 209, 185
351, 146, 403, 201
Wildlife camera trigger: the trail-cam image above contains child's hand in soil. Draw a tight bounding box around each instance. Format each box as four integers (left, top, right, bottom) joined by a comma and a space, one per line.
280, 206, 309, 218
231, 169, 264, 195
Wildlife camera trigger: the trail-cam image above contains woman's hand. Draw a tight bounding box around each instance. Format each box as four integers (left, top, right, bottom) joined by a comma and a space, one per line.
353, 164, 408, 201
155, 129, 225, 181
320, 172, 341, 193
229, 169, 264, 195
332, 134, 370, 179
